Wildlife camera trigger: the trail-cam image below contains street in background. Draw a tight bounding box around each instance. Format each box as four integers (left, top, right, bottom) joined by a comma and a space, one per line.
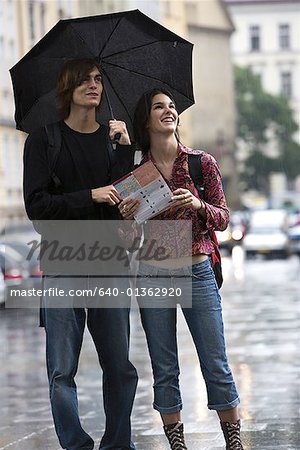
243, 209, 291, 259
0, 246, 299, 449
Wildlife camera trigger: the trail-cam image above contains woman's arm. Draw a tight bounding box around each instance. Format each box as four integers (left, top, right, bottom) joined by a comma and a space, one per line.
200, 152, 230, 231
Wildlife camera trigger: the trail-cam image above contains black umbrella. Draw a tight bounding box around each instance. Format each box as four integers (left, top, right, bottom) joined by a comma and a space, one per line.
10, 9, 194, 135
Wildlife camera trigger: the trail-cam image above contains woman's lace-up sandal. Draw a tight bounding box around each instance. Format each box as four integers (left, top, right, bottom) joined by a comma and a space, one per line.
220, 419, 244, 449
163, 421, 188, 450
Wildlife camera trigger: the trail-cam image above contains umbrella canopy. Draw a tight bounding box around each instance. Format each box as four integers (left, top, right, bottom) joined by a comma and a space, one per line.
10, 9, 194, 135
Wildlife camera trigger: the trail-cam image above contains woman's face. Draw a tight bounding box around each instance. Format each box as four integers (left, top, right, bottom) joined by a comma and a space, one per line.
147, 93, 179, 136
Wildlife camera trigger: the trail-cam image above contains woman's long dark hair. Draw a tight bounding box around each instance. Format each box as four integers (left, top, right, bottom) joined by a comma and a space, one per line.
56, 58, 103, 120
133, 88, 180, 156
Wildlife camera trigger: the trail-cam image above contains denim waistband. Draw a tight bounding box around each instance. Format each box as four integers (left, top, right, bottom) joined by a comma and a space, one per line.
138, 258, 211, 278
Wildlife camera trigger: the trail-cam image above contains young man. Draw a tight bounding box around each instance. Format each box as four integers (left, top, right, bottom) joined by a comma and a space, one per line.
23, 59, 138, 450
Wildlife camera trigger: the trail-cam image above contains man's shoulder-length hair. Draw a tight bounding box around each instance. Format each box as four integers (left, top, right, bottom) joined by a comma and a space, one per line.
57, 58, 103, 120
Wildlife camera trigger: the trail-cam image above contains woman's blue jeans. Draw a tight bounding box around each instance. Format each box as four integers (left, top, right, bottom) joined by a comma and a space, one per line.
42, 276, 138, 450
136, 259, 240, 414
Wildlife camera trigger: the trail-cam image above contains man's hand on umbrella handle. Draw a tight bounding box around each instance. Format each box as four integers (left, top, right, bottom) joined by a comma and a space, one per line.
91, 185, 122, 206
109, 120, 131, 145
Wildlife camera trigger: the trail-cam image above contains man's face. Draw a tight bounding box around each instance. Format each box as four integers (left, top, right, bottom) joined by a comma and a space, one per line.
72, 67, 103, 109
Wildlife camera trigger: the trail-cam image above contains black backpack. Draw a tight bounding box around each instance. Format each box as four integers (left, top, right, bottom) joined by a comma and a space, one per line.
44, 122, 63, 192
187, 151, 223, 289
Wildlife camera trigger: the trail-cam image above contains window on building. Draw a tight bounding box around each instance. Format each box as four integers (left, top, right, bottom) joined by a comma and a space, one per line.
28, 1, 35, 42
40, 2, 46, 36
162, 1, 172, 17
58, 8, 65, 19
7, 0, 13, 19
7, 188, 13, 200
279, 24, 290, 50
8, 39, 15, 61
281, 72, 292, 98
251, 66, 263, 85
3, 134, 11, 187
0, 36, 4, 58
250, 25, 260, 52
2, 90, 10, 114
14, 136, 22, 187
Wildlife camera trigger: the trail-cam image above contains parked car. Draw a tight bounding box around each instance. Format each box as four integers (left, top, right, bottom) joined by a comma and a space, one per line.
0, 268, 5, 306
1, 219, 37, 236
1, 219, 40, 245
215, 210, 248, 254
215, 226, 235, 254
0, 244, 31, 301
4, 241, 43, 287
243, 209, 291, 258
288, 223, 300, 257
0, 219, 42, 296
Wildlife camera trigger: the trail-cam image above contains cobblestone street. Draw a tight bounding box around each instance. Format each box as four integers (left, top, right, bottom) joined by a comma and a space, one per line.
1, 250, 299, 449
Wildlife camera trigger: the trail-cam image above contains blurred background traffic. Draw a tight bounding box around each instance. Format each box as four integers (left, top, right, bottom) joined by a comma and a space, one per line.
1, 205, 300, 306
1, 0, 300, 305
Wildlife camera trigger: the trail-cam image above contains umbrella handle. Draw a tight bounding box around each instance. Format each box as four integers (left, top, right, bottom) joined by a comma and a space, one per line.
103, 86, 121, 142
113, 132, 121, 142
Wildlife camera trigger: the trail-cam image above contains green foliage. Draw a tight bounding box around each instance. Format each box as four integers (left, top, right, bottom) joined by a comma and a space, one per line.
235, 66, 268, 143
279, 141, 300, 179
234, 66, 299, 190
241, 151, 276, 194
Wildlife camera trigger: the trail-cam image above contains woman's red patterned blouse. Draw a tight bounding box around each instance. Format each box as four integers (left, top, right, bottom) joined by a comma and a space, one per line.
142, 143, 230, 256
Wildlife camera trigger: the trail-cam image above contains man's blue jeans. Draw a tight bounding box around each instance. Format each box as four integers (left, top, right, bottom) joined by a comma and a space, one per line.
42, 276, 138, 450
136, 259, 240, 414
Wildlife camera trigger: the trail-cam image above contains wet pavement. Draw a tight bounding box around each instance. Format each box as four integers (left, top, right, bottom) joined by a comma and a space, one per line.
0, 248, 299, 449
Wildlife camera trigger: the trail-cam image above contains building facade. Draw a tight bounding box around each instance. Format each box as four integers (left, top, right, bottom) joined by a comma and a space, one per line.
0, 0, 78, 229
186, 0, 240, 207
224, 0, 300, 207
0, 0, 240, 230
224, 0, 300, 142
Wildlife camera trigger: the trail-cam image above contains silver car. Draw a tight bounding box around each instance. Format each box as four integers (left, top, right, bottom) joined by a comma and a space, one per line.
243, 209, 291, 259
0, 268, 4, 306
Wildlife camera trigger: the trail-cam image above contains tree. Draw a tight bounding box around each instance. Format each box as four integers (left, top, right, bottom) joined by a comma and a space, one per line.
234, 66, 300, 194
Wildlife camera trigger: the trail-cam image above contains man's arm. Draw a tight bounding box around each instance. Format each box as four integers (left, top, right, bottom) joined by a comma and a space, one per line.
23, 128, 94, 220
91, 185, 122, 206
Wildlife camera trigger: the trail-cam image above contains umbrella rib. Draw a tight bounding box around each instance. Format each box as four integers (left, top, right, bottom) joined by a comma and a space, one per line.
103, 61, 192, 101
68, 23, 105, 58
66, 22, 191, 101
19, 89, 58, 131
68, 17, 150, 60
101, 40, 167, 59
102, 67, 132, 124
12, 12, 193, 133
97, 16, 124, 58
94, 15, 171, 59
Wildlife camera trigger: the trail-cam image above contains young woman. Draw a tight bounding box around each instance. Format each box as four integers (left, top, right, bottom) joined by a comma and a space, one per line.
119, 88, 244, 450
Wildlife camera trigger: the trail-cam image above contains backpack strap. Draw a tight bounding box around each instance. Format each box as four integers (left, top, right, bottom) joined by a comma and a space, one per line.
44, 122, 62, 190
187, 151, 205, 200
188, 151, 223, 287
